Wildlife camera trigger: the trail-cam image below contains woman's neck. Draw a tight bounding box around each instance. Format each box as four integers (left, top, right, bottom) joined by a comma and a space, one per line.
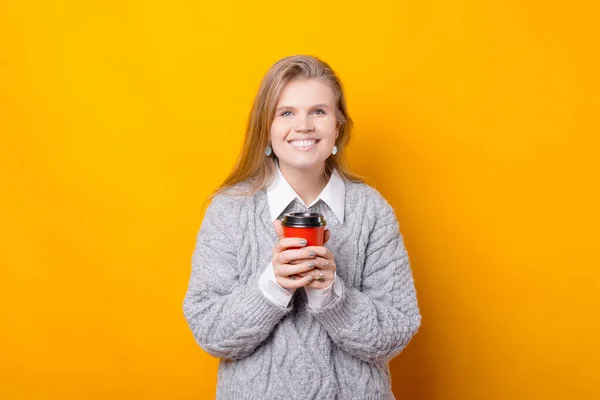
278, 162, 328, 207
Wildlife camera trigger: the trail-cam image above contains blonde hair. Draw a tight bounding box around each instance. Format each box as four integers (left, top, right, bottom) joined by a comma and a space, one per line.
210, 55, 363, 201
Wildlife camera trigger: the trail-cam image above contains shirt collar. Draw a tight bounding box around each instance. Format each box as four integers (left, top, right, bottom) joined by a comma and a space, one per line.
266, 163, 345, 224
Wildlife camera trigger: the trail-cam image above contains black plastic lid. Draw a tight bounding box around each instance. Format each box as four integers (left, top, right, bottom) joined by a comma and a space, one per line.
281, 212, 327, 228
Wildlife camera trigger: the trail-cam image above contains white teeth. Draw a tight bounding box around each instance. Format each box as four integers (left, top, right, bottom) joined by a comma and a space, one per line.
290, 140, 317, 147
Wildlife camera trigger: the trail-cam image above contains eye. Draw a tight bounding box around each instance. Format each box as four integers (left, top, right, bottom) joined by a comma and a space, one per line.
281, 111, 293, 117
312, 109, 325, 115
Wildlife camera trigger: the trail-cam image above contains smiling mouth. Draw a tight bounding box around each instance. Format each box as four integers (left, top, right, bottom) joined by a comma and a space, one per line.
288, 139, 320, 149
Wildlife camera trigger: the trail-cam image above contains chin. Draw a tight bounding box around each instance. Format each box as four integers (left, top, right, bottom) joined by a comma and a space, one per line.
278, 156, 327, 171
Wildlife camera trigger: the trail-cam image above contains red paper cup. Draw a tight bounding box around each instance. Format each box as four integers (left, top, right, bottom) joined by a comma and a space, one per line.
281, 212, 327, 248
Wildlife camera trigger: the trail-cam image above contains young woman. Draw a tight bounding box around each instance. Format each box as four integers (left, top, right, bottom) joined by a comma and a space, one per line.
183, 55, 421, 399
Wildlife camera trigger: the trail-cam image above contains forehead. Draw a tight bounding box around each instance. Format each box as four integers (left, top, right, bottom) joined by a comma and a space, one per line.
277, 78, 336, 106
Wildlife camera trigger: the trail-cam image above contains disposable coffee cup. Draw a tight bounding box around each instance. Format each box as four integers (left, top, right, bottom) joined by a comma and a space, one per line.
281, 212, 327, 248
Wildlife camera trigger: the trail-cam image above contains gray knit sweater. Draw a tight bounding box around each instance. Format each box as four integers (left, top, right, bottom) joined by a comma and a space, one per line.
183, 181, 421, 399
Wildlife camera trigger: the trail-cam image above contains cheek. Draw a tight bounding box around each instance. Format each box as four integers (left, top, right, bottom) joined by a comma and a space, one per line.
316, 118, 337, 138
270, 120, 288, 139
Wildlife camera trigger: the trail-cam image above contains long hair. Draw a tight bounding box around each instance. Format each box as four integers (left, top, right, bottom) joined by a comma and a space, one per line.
210, 55, 363, 201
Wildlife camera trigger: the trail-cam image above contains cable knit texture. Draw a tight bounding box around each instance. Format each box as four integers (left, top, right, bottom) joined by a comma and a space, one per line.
183, 181, 421, 399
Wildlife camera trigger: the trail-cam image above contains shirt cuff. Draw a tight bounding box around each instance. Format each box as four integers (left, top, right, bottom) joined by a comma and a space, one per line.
258, 262, 295, 307
305, 271, 344, 310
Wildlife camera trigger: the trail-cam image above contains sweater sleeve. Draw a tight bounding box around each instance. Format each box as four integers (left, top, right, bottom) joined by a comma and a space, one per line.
183, 194, 292, 360
309, 194, 421, 365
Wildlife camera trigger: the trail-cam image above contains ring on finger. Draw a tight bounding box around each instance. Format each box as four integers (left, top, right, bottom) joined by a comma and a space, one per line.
316, 269, 325, 282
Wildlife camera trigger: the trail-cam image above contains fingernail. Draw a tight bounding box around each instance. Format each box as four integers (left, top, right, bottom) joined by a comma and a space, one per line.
307, 262, 315, 269
308, 251, 316, 257
299, 239, 307, 246
306, 276, 314, 282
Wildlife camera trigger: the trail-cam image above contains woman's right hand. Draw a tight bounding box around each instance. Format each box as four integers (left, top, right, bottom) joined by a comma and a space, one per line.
271, 220, 319, 290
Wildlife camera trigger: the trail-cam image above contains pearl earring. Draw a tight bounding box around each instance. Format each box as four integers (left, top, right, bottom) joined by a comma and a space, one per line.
332, 145, 338, 155
265, 145, 272, 157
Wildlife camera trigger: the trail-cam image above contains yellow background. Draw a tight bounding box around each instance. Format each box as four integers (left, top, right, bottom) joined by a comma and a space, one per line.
1, 1, 599, 399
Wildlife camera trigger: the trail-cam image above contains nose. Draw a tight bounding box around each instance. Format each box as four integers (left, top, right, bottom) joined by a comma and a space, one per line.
294, 115, 315, 132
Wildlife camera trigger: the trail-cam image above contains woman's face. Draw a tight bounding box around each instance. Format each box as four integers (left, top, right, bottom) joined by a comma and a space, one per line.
270, 78, 338, 174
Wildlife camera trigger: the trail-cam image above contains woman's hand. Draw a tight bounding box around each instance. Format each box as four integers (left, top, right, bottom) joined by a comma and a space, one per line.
272, 220, 337, 290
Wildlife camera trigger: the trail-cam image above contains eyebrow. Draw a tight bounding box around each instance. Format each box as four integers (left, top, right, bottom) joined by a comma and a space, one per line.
276, 104, 332, 112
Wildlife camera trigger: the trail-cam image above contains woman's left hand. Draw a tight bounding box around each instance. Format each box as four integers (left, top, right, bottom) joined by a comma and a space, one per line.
290, 230, 337, 289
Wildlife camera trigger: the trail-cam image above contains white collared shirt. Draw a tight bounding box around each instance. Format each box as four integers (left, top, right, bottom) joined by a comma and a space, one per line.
258, 163, 345, 309
265, 163, 346, 224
